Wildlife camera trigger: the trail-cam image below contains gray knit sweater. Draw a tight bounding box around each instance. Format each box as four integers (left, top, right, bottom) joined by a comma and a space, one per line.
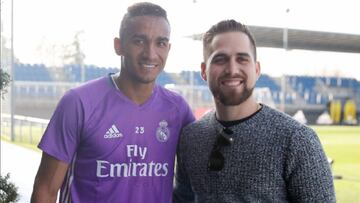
173, 105, 336, 203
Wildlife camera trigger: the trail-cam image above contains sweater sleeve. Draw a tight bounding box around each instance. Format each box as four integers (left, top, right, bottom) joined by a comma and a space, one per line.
173, 133, 195, 203
285, 126, 336, 202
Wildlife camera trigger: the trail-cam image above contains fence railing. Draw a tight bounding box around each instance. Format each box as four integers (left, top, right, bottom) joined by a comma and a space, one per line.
1, 114, 49, 145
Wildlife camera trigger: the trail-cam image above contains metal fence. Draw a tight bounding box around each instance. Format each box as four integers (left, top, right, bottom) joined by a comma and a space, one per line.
1, 113, 49, 145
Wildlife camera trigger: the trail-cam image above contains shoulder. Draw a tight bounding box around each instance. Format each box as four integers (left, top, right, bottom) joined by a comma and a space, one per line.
55, 76, 114, 117
157, 85, 187, 102
256, 105, 318, 146
178, 111, 214, 153
71, 76, 113, 99
155, 85, 195, 125
156, 85, 191, 110
261, 105, 312, 132
182, 111, 213, 134
65, 76, 114, 106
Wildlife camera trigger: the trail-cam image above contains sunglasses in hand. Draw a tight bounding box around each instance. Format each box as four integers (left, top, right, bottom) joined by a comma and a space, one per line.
208, 127, 234, 171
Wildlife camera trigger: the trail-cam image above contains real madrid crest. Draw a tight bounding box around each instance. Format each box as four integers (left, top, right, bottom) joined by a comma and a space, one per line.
156, 120, 170, 142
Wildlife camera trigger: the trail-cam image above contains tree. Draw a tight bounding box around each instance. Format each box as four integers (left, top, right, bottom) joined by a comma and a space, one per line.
1, 11, 19, 203
0, 68, 10, 95
0, 173, 19, 203
63, 30, 86, 65
1, 24, 18, 203
1, 20, 13, 96
0, 70, 18, 203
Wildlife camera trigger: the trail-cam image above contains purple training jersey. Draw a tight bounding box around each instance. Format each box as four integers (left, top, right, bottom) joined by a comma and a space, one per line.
38, 74, 195, 203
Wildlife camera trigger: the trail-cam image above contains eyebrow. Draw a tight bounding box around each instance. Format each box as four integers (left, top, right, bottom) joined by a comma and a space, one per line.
213, 52, 251, 58
132, 34, 169, 42
236, 53, 251, 58
157, 36, 170, 42
132, 34, 147, 39
213, 53, 227, 58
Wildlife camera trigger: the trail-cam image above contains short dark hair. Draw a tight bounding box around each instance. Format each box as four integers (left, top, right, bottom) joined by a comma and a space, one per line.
119, 2, 169, 44
203, 19, 257, 61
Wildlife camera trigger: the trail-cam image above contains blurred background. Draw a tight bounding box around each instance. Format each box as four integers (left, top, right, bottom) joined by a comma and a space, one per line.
1, 0, 360, 202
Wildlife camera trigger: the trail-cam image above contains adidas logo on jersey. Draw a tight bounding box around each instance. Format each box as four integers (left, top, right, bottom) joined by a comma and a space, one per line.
104, 124, 123, 139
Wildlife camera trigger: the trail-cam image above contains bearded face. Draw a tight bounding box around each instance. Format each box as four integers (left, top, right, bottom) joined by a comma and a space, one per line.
201, 32, 260, 107
209, 72, 255, 106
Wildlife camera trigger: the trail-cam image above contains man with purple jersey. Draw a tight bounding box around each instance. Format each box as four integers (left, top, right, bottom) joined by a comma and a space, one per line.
31, 2, 195, 203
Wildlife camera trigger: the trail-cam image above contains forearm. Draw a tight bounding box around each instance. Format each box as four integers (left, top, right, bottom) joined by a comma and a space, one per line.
31, 185, 58, 203
31, 152, 69, 203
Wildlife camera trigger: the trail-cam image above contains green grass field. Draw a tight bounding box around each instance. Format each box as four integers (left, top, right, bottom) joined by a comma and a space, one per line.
1, 125, 360, 202
312, 125, 360, 203
1, 125, 43, 151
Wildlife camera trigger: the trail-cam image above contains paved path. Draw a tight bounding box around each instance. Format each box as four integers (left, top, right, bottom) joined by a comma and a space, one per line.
1, 140, 41, 203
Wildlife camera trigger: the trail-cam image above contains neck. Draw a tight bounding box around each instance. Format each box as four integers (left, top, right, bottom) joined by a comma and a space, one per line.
115, 74, 155, 105
215, 96, 259, 121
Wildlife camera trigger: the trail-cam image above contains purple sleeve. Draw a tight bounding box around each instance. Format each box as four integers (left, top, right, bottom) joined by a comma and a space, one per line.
38, 90, 84, 164
181, 99, 195, 127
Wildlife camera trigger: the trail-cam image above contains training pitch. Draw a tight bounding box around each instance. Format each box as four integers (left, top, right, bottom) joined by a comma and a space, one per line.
313, 125, 360, 203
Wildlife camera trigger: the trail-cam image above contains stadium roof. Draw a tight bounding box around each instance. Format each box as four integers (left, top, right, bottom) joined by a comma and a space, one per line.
191, 25, 360, 53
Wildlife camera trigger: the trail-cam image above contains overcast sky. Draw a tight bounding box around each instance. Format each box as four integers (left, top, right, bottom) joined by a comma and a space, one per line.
2, 0, 360, 79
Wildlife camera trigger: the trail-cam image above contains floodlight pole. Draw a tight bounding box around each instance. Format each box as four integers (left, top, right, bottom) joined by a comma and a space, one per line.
280, 8, 290, 112
81, 61, 85, 83
190, 70, 194, 108
0, 0, 2, 136
283, 8, 289, 50
10, 0, 15, 141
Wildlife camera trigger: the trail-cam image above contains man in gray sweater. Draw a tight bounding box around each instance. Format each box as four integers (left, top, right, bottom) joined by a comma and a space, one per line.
173, 19, 336, 202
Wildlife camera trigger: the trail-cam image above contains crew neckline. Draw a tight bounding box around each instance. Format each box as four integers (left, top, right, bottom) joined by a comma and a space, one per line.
217, 104, 263, 128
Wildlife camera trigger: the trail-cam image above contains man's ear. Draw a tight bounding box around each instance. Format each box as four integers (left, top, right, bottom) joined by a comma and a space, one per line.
200, 62, 207, 81
255, 61, 261, 80
114, 37, 122, 56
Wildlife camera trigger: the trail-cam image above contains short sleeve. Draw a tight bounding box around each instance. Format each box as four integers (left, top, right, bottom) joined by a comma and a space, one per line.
38, 90, 84, 163
180, 99, 195, 127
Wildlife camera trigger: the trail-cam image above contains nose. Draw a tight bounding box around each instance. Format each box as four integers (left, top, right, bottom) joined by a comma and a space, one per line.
225, 58, 240, 76
142, 43, 157, 60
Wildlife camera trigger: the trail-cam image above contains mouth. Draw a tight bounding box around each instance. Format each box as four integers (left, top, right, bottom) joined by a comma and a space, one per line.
140, 63, 157, 70
221, 79, 244, 87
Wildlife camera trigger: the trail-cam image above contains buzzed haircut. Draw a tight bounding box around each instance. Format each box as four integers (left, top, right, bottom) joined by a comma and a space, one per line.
119, 2, 169, 45
202, 19, 257, 61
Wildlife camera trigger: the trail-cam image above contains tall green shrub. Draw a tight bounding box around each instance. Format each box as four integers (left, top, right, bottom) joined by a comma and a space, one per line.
0, 173, 19, 203
0, 68, 11, 96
